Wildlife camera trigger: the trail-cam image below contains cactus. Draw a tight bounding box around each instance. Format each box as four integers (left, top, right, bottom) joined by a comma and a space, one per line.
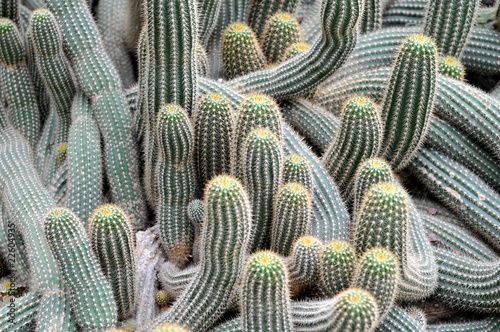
351, 248, 399, 321
156, 290, 169, 309
248, 0, 300, 38
281, 42, 311, 63
242, 128, 283, 251
193, 93, 233, 189
262, 12, 302, 64
287, 236, 322, 291
198, 0, 223, 47
360, 0, 383, 34
196, 42, 210, 77
89, 204, 136, 320
377, 305, 425, 332
44, 207, 117, 329
156, 104, 195, 266
428, 317, 500, 332
228, 0, 360, 99
422, 0, 479, 58
271, 183, 312, 255
233, 94, 282, 178
323, 95, 382, 195
241, 251, 293, 332
66, 92, 103, 225
380, 34, 437, 170
0, 18, 40, 150
152, 325, 191, 332
57, 144, 66, 166
438, 57, 465, 80
404, 307, 427, 329
45, 0, 147, 227
282, 154, 313, 191
222, 23, 266, 79
0, 292, 40, 331
187, 199, 205, 225
318, 240, 356, 297
148, 176, 252, 331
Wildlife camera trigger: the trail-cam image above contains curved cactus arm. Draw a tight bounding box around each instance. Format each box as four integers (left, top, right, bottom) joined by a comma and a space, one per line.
48, 160, 68, 205
0, 292, 40, 332
199, 0, 223, 47
434, 247, 500, 313
419, 208, 498, 261
227, 0, 361, 99
158, 262, 198, 299
66, 93, 103, 225
382, 0, 428, 27
427, 317, 500, 332
97, 0, 135, 88
199, 77, 350, 241
44, 0, 146, 227
410, 148, 500, 249
376, 305, 425, 332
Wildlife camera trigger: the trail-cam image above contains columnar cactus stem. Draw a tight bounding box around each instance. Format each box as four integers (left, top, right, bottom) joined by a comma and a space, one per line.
248, 0, 301, 38
228, 0, 361, 99
196, 42, 210, 76
262, 12, 302, 64
422, 0, 480, 58
271, 183, 312, 255
89, 204, 136, 320
44, 208, 117, 329
318, 240, 356, 297
0, 292, 40, 331
193, 93, 234, 189
438, 57, 465, 80
242, 128, 283, 251
199, 0, 223, 47
360, 0, 383, 34
45, 0, 146, 227
282, 154, 313, 191
381, 34, 437, 170
241, 251, 293, 332
156, 104, 196, 266
222, 23, 266, 79
66, 92, 103, 225
323, 95, 382, 195
0, 18, 40, 150
148, 176, 252, 331
0, 0, 18, 26
287, 236, 322, 291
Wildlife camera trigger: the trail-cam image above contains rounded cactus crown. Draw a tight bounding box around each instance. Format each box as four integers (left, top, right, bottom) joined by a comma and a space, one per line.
156, 103, 193, 160
204, 175, 246, 203
341, 95, 378, 118
30, 9, 63, 56
359, 247, 399, 278
245, 127, 280, 149
400, 34, 437, 56
244, 251, 287, 280
282, 42, 311, 62
0, 18, 25, 64
337, 288, 378, 316
360, 182, 409, 215
155, 290, 169, 308
45, 207, 78, 228
240, 94, 279, 114
262, 12, 302, 63
277, 182, 311, 207
196, 93, 231, 114
322, 240, 354, 261
187, 199, 204, 225
223, 22, 257, 42
57, 144, 67, 165
438, 56, 465, 81
152, 324, 191, 332
284, 154, 308, 172
89, 204, 129, 228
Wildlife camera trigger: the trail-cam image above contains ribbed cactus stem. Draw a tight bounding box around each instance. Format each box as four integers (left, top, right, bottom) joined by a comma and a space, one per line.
319, 240, 356, 297
222, 23, 266, 79
271, 183, 312, 255
242, 128, 283, 251
44, 207, 117, 329
198, 0, 223, 47
360, 0, 383, 33
196, 42, 210, 76
262, 12, 302, 64
0, 18, 40, 150
287, 236, 322, 291
282, 154, 313, 191
438, 56, 465, 80
423, 0, 480, 57
241, 251, 293, 332
89, 204, 136, 320
0, 0, 18, 26
194, 93, 234, 189
233, 94, 282, 179
323, 95, 382, 195
352, 248, 399, 321
381, 34, 437, 170
248, 0, 301, 37
148, 176, 252, 331
156, 104, 195, 266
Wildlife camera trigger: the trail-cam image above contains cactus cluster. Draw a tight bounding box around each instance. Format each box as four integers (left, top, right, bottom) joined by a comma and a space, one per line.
1, 0, 500, 330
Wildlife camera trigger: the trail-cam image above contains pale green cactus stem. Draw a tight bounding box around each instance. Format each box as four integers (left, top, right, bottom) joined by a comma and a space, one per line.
196, 42, 210, 76
198, 0, 223, 47
45, 0, 147, 228
438, 56, 465, 80
0, 18, 40, 150
323, 95, 382, 196
66, 92, 103, 225
270, 182, 312, 256
228, 0, 361, 99
360, 0, 383, 33
262, 12, 302, 64
282, 154, 313, 191
381, 34, 437, 170
422, 0, 480, 57
318, 240, 356, 297
248, 0, 301, 38
44, 207, 117, 329
287, 236, 322, 292
428, 317, 500, 332
148, 176, 252, 331
0, 292, 40, 331
156, 104, 196, 266
89, 204, 137, 320
241, 251, 293, 332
